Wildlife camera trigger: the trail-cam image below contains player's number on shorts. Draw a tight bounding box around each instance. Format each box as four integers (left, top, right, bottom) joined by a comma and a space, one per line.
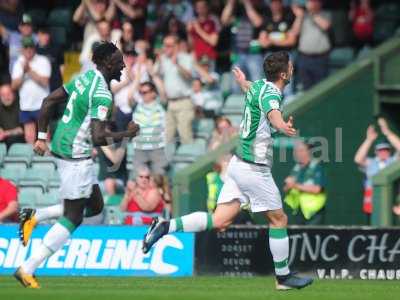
62, 91, 77, 123
241, 106, 251, 138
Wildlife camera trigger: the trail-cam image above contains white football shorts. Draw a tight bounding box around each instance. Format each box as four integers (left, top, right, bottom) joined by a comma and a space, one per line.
217, 155, 282, 212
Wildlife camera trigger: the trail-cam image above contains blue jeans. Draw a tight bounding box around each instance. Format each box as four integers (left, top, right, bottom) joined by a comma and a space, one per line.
297, 52, 329, 91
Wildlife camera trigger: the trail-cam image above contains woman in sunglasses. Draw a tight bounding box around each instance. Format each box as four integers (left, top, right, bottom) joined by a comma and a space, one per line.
120, 165, 164, 225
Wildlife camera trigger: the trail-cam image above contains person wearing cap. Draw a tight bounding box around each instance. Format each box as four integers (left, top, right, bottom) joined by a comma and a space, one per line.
8, 13, 37, 71
283, 140, 327, 225
354, 118, 400, 221
11, 36, 51, 144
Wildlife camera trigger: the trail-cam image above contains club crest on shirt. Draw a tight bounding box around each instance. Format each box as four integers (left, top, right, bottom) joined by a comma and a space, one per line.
98, 105, 109, 120
269, 99, 280, 110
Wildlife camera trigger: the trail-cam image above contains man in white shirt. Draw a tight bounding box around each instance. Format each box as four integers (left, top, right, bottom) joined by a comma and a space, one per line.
11, 36, 51, 144
156, 35, 194, 144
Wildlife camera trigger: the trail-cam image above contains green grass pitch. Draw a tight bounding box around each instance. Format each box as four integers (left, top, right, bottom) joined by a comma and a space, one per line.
1, 276, 399, 300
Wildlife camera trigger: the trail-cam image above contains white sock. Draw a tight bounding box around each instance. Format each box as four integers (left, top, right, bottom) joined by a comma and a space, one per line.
21, 217, 74, 274
269, 227, 290, 276
168, 212, 213, 233
35, 204, 63, 222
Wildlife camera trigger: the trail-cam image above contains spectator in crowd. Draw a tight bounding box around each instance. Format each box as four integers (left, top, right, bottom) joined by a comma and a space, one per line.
155, 35, 195, 144
11, 36, 50, 144
354, 118, 400, 221
120, 165, 164, 225
153, 15, 187, 55
0, 0, 22, 32
292, 0, 332, 91
258, 0, 297, 97
0, 23, 10, 84
161, 0, 194, 24
284, 141, 327, 225
0, 176, 18, 223
111, 43, 137, 131
191, 55, 222, 117
132, 81, 168, 176
112, 0, 147, 40
187, 0, 220, 69
8, 13, 37, 71
96, 144, 128, 198
221, 0, 264, 84
119, 20, 136, 52
132, 39, 153, 83
150, 174, 172, 218
208, 116, 237, 150
73, 0, 115, 47
36, 27, 64, 92
0, 84, 23, 148
79, 19, 121, 71
349, 0, 374, 50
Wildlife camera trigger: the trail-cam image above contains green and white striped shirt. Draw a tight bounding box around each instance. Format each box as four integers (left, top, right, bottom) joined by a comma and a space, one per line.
51, 69, 113, 158
132, 101, 165, 150
236, 79, 283, 166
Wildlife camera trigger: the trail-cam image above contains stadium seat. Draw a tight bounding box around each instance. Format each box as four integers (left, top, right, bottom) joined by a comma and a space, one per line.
26, 9, 47, 26
193, 118, 215, 140
19, 187, 43, 207
31, 156, 57, 171
36, 193, 58, 207
126, 143, 134, 164
221, 94, 245, 115
22, 168, 54, 182
1, 162, 27, 173
329, 47, 355, 72
7, 143, 34, 157
47, 8, 72, 28
173, 139, 207, 162
0, 168, 22, 184
203, 92, 224, 115
0, 143, 6, 166
104, 206, 124, 225
170, 162, 191, 176
49, 26, 67, 46
165, 143, 176, 162
330, 10, 352, 47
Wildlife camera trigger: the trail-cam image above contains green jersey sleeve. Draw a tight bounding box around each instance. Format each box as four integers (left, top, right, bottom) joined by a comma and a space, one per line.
91, 95, 113, 121
63, 79, 75, 95
259, 93, 282, 114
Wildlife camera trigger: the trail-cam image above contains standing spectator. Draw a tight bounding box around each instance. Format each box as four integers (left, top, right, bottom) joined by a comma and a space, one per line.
292, 0, 332, 90
73, 0, 115, 48
36, 27, 64, 92
259, 0, 296, 53
349, 0, 374, 50
79, 19, 121, 72
208, 116, 237, 151
8, 13, 37, 71
354, 119, 400, 221
0, 83, 23, 148
111, 43, 137, 132
132, 81, 168, 176
11, 37, 50, 144
187, 0, 220, 69
258, 0, 297, 98
221, 0, 265, 83
112, 0, 147, 40
161, 0, 194, 24
0, 176, 18, 223
119, 20, 135, 52
120, 165, 164, 225
284, 141, 327, 225
0, 23, 10, 84
156, 35, 194, 144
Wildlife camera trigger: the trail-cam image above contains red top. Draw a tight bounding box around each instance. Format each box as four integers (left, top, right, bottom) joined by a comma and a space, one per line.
125, 188, 164, 225
0, 178, 18, 222
352, 7, 374, 41
189, 18, 218, 60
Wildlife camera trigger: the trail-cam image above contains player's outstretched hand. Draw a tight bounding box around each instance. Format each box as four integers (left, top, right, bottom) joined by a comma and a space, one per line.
33, 140, 49, 156
283, 116, 297, 137
127, 121, 140, 138
232, 67, 246, 84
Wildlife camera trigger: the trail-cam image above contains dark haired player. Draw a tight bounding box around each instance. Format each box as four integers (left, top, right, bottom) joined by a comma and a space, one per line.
14, 42, 140, 288
143, 51, 313, 290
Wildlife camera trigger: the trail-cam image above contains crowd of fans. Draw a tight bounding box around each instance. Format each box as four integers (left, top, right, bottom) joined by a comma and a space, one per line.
0, 0, 396, 225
